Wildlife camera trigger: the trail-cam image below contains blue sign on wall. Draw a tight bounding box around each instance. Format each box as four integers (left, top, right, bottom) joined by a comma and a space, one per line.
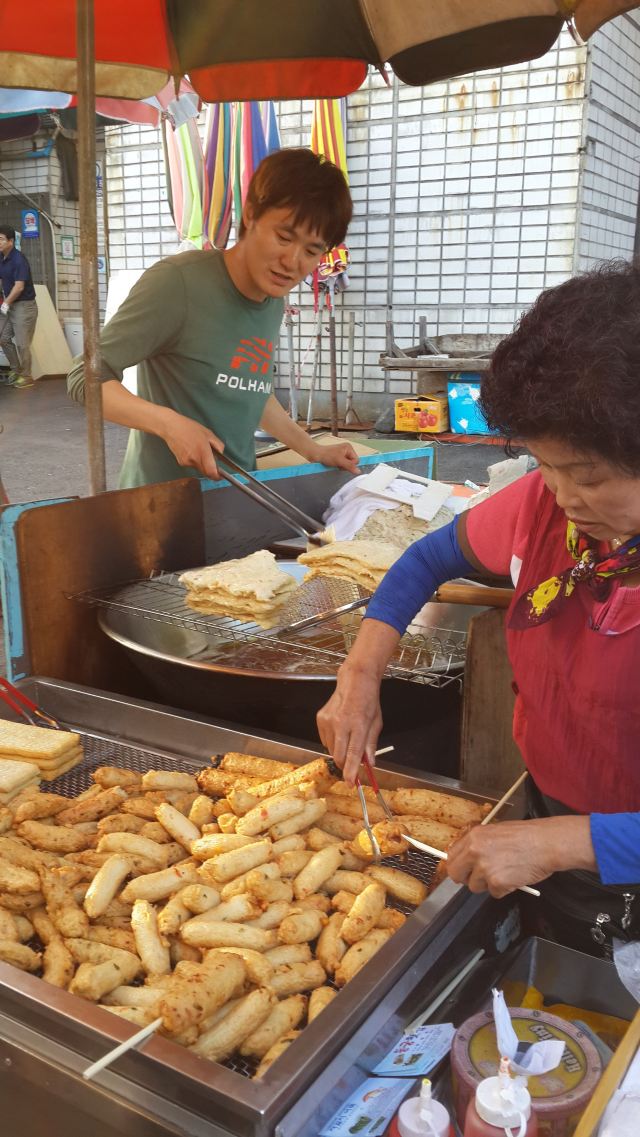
21, 209, 39, 238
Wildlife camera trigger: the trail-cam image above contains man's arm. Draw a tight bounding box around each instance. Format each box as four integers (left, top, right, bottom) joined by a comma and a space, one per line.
2, 279, 25, 306
67, 260, 222, 479
260, 394, 359, 474
100, 381, 223, 479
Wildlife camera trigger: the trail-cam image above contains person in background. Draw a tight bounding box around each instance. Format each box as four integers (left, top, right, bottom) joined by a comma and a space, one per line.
0, 226, 38, 390
317, 260, 640, 957
67, 148, 359, 488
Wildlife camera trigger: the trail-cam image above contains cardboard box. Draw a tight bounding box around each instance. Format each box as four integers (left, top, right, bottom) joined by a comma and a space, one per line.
447, 373, 497, 435
394, 395, 449, 434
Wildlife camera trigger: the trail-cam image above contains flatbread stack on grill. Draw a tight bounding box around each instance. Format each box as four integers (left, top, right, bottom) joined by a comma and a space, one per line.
179, 550, 298, 629
297, 539, 403, 593
0, 720, 83, 783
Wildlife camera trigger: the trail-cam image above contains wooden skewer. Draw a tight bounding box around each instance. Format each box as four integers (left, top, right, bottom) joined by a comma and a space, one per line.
399, 831, 540, 898
82, 1016, 163, 1081
481, 771, 529, 826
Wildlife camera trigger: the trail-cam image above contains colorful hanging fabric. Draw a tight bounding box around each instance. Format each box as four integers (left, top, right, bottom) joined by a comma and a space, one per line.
311, 98, 349, 184
204, 100, 280, 249
309, 97, 350, 292
164, 115, 206, 248
204, 101, 234, 248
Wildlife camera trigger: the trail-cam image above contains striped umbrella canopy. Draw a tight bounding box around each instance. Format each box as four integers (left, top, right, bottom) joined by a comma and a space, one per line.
0, 2, 636, 102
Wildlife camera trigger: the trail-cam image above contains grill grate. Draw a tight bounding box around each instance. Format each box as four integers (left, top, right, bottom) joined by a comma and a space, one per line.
73, 572, 466, 687
41, 728, 441, 1081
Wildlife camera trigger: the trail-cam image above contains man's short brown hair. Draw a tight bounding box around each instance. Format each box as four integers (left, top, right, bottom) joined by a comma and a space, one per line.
240, 148, 352, 250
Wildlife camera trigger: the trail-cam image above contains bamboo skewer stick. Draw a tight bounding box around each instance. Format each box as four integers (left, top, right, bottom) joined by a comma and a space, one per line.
83, 1016, 163, 1081
481, 771, 529, 826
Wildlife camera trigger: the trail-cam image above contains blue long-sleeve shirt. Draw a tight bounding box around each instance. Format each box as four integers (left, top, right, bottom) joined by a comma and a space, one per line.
364, 518, 640, 886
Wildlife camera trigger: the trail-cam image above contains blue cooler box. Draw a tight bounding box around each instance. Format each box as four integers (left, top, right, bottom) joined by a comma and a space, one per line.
447, 373, 497, 435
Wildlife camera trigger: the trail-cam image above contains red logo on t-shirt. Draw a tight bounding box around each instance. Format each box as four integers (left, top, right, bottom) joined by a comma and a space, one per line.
230, 338, 273, 375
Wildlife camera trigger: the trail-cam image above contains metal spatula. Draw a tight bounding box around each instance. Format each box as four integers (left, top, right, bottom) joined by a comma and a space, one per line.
274, 575, 371, 635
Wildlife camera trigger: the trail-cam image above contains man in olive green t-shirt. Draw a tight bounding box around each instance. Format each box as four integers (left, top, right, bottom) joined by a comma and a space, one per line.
67, 149, 358, 488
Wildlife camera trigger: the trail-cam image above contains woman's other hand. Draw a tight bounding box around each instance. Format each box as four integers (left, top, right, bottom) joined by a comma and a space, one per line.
446, 815, 597, 897
317, 662, 383, 785
317, 620, 400, 784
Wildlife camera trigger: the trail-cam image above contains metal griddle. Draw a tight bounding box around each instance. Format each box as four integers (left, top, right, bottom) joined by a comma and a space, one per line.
0, 678, 499, 1137
77, 563, 474, 685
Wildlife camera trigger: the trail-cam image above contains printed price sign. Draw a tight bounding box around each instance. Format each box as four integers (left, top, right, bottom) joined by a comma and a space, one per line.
320, 1077, 414, 1137
373, 1024, 455, 1077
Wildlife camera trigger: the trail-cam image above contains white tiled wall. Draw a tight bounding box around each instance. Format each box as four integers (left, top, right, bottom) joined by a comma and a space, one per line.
574, 14, 640, 269
275, 30, 588, 412
104, 124, 178, 270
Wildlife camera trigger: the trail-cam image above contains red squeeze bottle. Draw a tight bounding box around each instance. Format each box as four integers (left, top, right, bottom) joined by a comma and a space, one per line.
463, 1059, 538, 1137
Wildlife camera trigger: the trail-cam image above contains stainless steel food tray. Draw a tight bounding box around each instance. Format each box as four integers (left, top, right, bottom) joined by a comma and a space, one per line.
0, 679, 493, 1137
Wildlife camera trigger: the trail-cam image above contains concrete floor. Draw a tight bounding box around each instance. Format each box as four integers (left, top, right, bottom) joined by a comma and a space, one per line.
1, 377, 127, 503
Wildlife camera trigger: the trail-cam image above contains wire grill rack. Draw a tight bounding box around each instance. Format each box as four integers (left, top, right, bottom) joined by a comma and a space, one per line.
73, 571, 467, 687
40, 730, 442, 1081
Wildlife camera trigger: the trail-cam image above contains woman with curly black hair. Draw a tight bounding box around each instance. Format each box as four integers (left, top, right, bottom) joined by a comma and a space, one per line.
317, 260, 640, 954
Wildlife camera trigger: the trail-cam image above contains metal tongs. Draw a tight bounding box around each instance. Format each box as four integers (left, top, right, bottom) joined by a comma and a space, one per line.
0, 676, 62, 729
215, 451, 330, 546
355, 753, 395, 863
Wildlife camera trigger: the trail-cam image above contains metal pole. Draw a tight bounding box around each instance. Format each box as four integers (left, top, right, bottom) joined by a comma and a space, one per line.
77, 0, 106, 494
344, 309, 356, 426
328, 292, 338, 437
306, 291, 324, 428
285, 307, 297, 422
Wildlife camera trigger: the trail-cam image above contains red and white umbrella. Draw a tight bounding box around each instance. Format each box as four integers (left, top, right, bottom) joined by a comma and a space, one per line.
0, 2, 636, 102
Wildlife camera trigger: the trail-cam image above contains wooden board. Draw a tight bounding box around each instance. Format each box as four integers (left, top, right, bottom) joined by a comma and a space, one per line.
15, 478, 204, 691
460, 607, 523, 795
32, 285, 73, 379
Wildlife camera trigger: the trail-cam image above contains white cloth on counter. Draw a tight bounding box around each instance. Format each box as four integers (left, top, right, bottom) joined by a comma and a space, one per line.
323, 472, 468, 541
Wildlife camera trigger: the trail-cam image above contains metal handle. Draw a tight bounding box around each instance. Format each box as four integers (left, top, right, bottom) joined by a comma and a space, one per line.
435, 582, 514, 608
360, 754, 394, 821
215, 450, 326, 543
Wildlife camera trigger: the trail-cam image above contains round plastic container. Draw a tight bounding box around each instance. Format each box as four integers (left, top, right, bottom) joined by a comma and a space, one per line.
63, 318, 84, 357
451, 1008, 602, 1137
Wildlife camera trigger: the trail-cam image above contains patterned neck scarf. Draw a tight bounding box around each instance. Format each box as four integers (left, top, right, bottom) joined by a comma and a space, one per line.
509, 523, 640, 629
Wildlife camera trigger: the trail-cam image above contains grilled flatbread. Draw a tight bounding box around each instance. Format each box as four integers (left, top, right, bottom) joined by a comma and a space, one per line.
297, 540, 403, 592
180, 550, 297, 628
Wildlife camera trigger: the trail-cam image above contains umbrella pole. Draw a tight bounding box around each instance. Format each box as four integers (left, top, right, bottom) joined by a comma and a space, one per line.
77, 0, 106, 494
